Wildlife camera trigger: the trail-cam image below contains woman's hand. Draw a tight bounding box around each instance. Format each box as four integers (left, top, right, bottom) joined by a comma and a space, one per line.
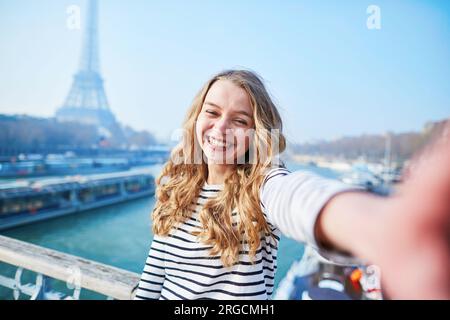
369, 123, 450, 299
317, 121, 450, 299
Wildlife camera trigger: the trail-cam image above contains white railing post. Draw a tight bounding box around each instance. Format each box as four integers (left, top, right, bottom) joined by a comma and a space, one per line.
0, 235, 140, 300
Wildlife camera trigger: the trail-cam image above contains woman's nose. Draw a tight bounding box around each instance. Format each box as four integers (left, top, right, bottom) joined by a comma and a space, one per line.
213, 116, 229, 132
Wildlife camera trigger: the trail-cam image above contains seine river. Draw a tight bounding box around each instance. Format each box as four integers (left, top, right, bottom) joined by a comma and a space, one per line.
0, 162, 342, 300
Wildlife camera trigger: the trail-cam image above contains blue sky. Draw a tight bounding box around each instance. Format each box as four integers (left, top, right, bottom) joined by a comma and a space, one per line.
0, 0, 449, 143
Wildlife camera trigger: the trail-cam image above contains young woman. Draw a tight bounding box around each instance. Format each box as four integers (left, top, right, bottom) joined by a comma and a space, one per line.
134, 69, 450, 300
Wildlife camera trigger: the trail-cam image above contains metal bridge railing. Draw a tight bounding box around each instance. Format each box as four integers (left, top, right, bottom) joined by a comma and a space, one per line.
0, 235, 140, 300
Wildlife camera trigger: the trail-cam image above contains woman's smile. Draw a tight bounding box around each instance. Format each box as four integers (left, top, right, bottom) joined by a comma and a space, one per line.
204, 134, 234, 151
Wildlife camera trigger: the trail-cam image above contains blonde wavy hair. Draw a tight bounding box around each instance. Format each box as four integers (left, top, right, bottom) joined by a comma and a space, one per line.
152, 69, 286, 267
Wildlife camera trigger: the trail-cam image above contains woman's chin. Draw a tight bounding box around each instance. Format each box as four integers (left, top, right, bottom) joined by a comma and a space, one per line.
204, 151, 236, 165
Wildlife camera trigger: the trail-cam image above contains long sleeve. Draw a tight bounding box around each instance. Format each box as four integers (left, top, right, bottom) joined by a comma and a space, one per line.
260, 167, 362, 261
134, 235, 166, 300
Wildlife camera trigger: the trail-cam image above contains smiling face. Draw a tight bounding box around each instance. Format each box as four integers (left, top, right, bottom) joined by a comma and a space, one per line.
195, 79, 255, 165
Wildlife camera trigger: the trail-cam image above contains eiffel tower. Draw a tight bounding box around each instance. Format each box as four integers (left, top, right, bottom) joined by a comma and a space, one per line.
56, 0, 124, 145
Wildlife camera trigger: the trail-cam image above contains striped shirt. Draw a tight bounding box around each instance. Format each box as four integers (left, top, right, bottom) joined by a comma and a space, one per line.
134, 166, 357, 300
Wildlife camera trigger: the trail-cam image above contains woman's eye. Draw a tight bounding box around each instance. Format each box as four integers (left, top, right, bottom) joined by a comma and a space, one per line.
205, 110, 218, 116
235, 119, 248, 125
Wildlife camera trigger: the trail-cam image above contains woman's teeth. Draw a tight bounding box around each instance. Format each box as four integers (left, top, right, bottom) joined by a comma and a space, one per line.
207, 136, 231, 148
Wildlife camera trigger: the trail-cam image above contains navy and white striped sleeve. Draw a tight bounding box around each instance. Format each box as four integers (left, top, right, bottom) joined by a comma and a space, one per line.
134, 236, 166, 300
260, 166, 360, 251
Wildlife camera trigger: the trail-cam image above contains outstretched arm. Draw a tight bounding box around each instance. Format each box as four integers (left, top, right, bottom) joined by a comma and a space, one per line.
316, 124, 450, 299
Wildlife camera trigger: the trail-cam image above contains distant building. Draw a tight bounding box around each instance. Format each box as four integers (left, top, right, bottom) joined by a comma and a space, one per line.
55, 0, 125, 147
